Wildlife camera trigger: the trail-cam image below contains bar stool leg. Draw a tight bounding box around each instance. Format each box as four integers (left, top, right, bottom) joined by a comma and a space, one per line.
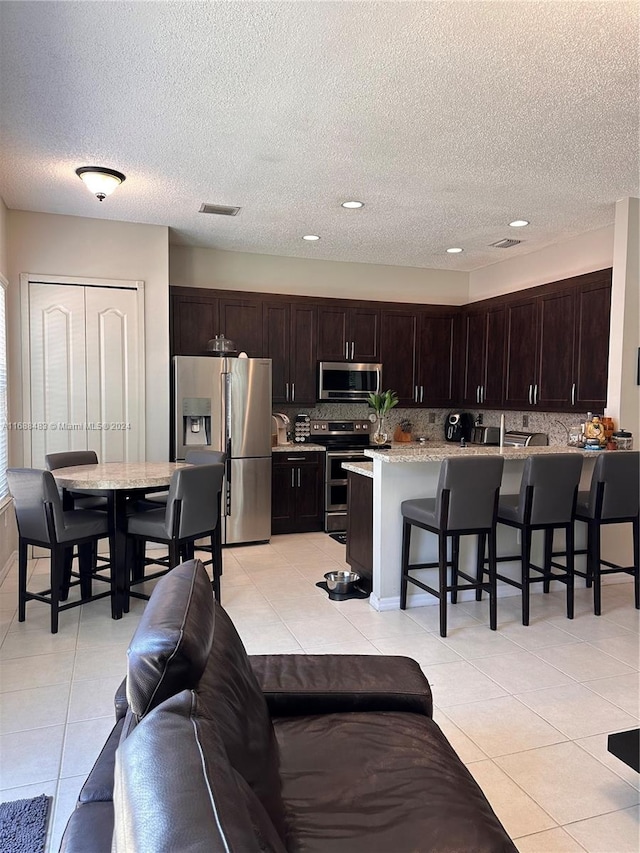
488, 528, 497, 631
585, 519, 595, 589
400, 520, 411, 610
521, 526, 532, 626
592, 520, 602, 616
18, 540, 28, 622
543, 528, 553, 593
451, 535, 460, 604
633, 517, 639, 610
476, 533, 486, 601
565, 522, 575, 620
50, 545, 63, 635
78, 542, 93, 600
438, 531, 448, 638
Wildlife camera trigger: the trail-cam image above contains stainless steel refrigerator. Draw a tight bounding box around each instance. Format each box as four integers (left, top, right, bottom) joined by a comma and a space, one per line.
173, 356, 272, 545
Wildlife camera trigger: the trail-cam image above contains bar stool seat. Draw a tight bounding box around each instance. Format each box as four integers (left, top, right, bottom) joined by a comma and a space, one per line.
400, 456, 504, 638
574, 451, 639, 615
494, 454, 583, 626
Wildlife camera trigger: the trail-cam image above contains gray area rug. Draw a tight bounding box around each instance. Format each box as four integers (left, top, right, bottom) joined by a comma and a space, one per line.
0, 794, 51, 853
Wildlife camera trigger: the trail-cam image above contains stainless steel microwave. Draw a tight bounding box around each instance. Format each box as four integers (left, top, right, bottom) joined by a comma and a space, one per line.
318, 361, 382, 402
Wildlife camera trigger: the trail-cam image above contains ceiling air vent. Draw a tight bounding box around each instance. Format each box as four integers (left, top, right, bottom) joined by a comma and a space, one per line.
489, 238, 522, 249
199, 203, 241, 216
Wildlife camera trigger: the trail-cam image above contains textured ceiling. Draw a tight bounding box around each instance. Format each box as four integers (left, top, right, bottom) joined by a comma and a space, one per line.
0, 1, 637, 272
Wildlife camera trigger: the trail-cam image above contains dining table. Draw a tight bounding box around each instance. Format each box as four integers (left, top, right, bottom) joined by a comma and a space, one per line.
52, 461, 187, 619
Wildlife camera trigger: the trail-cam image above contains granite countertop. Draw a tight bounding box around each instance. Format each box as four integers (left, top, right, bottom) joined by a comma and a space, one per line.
272, 443, 326, 452
342, 461, 373, 478
51, 461, 187, 489
364, 441, 601, 463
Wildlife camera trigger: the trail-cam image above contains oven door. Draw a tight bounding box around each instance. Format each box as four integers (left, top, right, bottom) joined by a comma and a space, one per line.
318, 362, 382, 402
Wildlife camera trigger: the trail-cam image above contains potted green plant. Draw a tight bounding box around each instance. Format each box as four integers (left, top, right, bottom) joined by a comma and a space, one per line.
367, 390, 398, 445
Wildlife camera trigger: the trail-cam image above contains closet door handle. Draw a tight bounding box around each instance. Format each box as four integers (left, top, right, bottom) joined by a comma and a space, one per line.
571, 383, 576, 406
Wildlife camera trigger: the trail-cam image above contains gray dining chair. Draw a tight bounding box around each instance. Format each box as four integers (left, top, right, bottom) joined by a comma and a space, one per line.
45, 450, 109, 510
7, 468, 113, 633
142, 450, 227, 507
125, 463, 225, 603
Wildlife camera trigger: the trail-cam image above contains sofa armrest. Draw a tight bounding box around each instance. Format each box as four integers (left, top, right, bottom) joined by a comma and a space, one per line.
78, 717, 125, 804
250, 654, 433, 718
114, 677, 128, 721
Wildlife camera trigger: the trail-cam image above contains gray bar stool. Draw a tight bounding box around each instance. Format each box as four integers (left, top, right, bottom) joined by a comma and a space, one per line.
494, 454, 583, 626
400, 456, 504, 638
7, 468, 112, 633
574, 451, 639, 614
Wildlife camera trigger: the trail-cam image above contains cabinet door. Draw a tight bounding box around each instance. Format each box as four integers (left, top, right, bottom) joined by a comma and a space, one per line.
537, 289, 575, 410
461, 310, 487, 407
263, 302, 290, 404
296, 456, 324, 532
574, 279, 611, 411
379, 310, 417, 406
271, 458, 296, 535
317, 306, 348, 361
504, 298, 538, 408
482, 306, 505, 407
350, 307, 380, 361
171, 294, 218, 356
346, 471, 373, 579
290, 304, 317, 404
416, 313, 457, 407
218, 296, 263, 357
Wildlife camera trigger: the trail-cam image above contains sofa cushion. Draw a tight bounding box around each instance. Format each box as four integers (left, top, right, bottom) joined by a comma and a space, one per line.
274, 712, 517, 853
196, 602, 288, 844
126, 559, 214, 720
113, 690, 287, 853
59, 801, 114, 853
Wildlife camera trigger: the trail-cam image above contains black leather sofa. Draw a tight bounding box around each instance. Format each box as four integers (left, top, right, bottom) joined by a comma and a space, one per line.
60, 559, 516, 852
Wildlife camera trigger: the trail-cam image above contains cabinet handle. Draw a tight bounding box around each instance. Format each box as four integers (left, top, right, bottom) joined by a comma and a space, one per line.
481, 385, 485, 404
297, 467, 301, 488
571, 382, 576, 406
291, 382, 295, 402
420, 386, 424, 403
285, 382, 289, 402
345, 341, 349, 359
534, 384, 539, 405
528, 384, 533, 405
286, 456, 305, 461
414, 385, 419, 403
476, 385, 480, 404
291, 468, 295, 488
351, 341, 355, 360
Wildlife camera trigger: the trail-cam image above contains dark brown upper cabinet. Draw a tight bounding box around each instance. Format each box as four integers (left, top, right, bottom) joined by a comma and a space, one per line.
379, 309, 417, 406
573, 275, 612, 411
217, 295, 263, 357
170, 291, 219, 356
317, 304, 379, 362
504, 296, 540, 408
461, 305, 505, 408
416, 311, 459, 408
263, 301, 317, 405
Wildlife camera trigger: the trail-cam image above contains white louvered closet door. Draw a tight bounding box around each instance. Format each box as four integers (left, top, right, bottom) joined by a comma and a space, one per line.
28, 282, 143, 468
29, 284, 88, 467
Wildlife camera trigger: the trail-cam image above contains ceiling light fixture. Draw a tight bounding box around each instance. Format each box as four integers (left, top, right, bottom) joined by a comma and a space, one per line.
302, 234, 320, 241
75, 166, 126, 201
341, 200, 364, 209
446, 247, 464, 254
509, 219, 529, 227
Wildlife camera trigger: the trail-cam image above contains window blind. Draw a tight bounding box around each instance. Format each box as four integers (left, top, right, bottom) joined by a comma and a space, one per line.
0, 282, 7, 500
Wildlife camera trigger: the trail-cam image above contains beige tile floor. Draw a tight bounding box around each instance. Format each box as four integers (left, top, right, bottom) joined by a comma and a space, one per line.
0, 532, 638, 852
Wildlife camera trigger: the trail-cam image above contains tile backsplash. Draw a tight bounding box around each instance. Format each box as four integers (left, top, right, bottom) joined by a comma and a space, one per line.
276, 404, 594, 447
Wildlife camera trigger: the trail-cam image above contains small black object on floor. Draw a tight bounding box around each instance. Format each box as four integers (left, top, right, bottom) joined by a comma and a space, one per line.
316, 580, 370, 601
329, 532, 347, 545
0, 793, 51, 853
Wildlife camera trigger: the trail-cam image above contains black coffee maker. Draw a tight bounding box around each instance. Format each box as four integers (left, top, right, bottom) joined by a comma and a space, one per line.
444, 412, 474, 442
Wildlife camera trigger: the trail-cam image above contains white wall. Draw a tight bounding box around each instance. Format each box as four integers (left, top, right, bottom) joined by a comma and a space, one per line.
467, 226, 614, 302
0, 196, 7, 280
170, 245, 469, 305
7, 211, 170, 462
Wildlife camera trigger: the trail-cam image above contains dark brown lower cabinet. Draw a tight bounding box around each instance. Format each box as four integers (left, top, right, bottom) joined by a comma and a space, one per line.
271, 452, 324, 535
346, 471, 373, 580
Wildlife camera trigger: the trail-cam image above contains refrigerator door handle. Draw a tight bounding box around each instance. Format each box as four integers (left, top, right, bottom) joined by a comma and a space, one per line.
224, 373, 232, 515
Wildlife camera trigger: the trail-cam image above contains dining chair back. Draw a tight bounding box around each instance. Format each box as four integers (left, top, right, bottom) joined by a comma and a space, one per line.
7, 468, 112, 633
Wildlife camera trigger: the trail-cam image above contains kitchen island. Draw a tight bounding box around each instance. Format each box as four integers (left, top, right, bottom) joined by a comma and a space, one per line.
354, 442, 598, 611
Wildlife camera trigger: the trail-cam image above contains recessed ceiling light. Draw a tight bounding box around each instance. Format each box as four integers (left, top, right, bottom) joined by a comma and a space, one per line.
302, 234, 320, 241
446, 247, 464, 254
341, 200, 364, 209
509, 219, 530, 227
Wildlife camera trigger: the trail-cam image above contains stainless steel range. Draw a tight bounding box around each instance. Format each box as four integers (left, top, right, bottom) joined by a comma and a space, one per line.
308, 419, 374, 532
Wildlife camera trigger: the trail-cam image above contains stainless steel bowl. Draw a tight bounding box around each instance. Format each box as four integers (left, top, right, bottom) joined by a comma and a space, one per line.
324, 570, 360, 594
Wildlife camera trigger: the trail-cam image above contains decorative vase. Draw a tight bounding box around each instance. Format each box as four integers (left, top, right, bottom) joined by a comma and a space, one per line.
372, 416, 388, 446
